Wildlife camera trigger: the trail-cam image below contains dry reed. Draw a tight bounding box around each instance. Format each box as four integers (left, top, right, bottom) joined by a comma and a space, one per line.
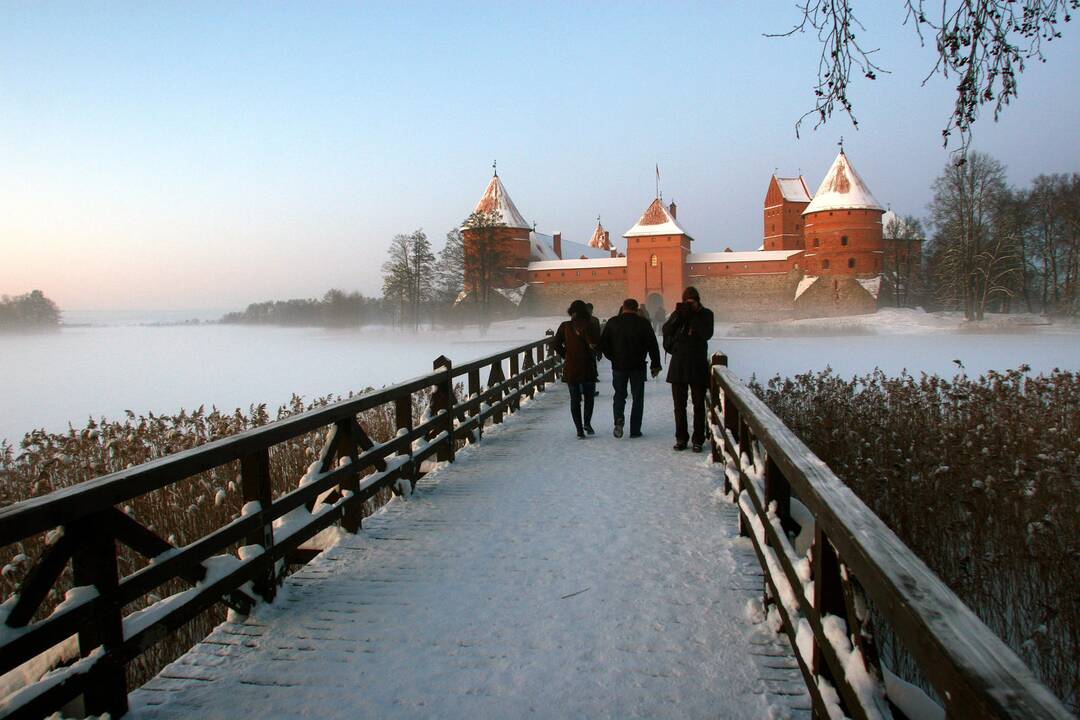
749, 366, 1079, 712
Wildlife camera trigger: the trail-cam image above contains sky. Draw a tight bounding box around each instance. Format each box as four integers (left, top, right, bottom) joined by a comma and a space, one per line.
3, 2, 1079, 312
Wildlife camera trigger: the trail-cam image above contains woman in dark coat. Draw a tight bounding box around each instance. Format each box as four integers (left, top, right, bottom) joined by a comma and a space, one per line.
553, 299, 601, 438
662, 286, 714, 451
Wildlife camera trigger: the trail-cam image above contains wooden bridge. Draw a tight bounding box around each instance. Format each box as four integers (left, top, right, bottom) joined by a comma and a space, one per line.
0, 336, 1071, 719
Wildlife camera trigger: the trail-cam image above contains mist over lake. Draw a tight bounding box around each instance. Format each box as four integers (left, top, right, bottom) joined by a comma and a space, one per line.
3, 310, 1079, 445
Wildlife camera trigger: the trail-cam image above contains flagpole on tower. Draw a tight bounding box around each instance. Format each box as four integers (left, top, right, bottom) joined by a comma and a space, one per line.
655, 163, 661, 201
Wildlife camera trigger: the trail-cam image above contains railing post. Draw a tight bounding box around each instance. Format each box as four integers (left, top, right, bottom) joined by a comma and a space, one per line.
812, 526, 847, 683
432, 355, 455, 462
240, 448, 276, 601
395, 393, 415, 492
71, 515, 127, 717
337, 419, 364, 533
509, 351, 521, 412
764, 457, 794, 535
521, 348, 536, 399
468, 367, 482, 442
709, 353, 728, 465
737, 419, 753, 538
488, 360, 505, 424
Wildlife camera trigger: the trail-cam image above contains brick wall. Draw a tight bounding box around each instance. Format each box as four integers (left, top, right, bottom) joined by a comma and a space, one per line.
692, 270, 803, 321
520, 281, 629, 318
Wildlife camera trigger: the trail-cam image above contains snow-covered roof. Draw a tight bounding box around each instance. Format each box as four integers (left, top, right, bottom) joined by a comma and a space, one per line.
561, 237, 611, 260
687, 250, 802, 263
795, 275, 819, 300
856, 276, 882, 299
528, 257, 627, 271
623, 198, 692, 239
471, 174, 530, 230
803, 151, 883, 215
494, 286, 526, 306
528, 232, 560, 261
587, 222, 611, 250
776, 177, 812, 203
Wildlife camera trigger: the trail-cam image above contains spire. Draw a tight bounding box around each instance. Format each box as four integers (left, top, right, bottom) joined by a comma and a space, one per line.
470, 172, 530, 229
493, 159, 498, 177
803, 149, 883, 215
588, 216, 611, 250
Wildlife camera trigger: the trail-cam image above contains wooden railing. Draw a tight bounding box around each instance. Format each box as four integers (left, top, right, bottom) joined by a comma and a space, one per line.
707, 353, 1072, 720
0, 336, 561, 719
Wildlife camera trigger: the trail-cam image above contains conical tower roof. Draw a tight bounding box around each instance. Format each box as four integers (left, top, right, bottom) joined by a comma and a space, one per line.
587, 219, 611, 250
471, 173, 530, 229
623, 198, 691, 239
803, 150, 883, 215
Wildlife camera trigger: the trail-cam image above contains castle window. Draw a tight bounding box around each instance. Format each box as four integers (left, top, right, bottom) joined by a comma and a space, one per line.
848, 258, 856, 268
795, 224, 800, 230
771, 224, 775, 231
812, 238, 820, 248
650, 254, 658, 267
841, 236, 849, 246
823, 259, 831, 269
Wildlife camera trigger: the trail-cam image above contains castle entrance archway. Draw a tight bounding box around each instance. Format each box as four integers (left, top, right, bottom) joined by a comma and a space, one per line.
645, 292, 666, 329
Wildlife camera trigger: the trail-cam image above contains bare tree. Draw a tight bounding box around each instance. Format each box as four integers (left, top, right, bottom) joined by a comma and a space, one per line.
883, 214, 926, 307
461, 210, 509, 326
774, 0, 1078, 151
381, 229, 435, 330
928, 151, 1009, 319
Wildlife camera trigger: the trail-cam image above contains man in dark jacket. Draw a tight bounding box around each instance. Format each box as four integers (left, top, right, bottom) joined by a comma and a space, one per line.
600, 298, 661, 439
662, 287, 714, 452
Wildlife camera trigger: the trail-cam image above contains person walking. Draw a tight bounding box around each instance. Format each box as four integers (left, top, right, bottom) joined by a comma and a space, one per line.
662, 287, 714, 452
600, 298, 661, 439
553, 299, 601, 438
586, 303, 602, 397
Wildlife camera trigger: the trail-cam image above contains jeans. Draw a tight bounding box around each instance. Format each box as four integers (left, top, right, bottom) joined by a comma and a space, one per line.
612, 369, 646, 435
567, 382, 596, 431
672, 383, 707, 445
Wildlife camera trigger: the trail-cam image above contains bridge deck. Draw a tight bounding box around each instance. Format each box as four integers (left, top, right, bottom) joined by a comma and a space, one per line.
130, 368, 807, 719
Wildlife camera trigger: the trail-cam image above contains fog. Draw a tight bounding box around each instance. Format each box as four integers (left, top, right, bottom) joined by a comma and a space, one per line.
3, 311, 1079, 445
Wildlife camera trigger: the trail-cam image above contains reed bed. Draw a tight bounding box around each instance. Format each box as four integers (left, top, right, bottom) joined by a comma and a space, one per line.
749, 366, 1079, 712
0, 390, 430, 689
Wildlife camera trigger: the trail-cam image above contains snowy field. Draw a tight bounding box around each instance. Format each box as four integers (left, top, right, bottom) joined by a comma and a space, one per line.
2, 308, 1079, 445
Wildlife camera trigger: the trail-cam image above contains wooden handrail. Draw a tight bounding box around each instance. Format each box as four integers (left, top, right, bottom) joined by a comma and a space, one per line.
707, 354, 1072, 720
0, 335, 561, 719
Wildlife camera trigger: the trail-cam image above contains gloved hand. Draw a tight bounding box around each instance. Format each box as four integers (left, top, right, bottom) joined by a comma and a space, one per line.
650, 366, 661, 378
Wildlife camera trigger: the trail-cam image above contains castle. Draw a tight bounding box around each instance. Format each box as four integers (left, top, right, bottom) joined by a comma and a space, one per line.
462, 149, 916, 321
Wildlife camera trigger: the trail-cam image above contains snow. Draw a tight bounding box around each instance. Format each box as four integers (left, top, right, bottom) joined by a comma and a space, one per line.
776, 177, 812, 203
527, 231, 560, 261
856, 276, 882, 299
795, 275, 819, 300
128, 368, 775, 719
803, 151, 884, 214
688, 250, 802, 264
558, 237, 611, 260
882, 666, 945, 720
527, 256, 626, 271
493, 286, 525, 306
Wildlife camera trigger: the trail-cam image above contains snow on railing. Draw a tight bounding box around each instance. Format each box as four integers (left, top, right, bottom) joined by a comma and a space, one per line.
707, 352, 1071, 720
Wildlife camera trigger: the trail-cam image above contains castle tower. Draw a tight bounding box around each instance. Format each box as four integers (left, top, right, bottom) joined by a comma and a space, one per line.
462, 171, 533, 290
587, 218, 612, 251
764, 175, 812, 250
802, 149, 884, 276
623, 199, 691, 310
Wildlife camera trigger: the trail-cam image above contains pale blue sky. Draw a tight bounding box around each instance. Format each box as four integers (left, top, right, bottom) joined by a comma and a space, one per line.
3, 2, 1079, 311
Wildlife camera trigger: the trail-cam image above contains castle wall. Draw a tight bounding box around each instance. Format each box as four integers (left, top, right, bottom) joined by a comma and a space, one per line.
520, 280, 629, 318
691, 270, 803, 322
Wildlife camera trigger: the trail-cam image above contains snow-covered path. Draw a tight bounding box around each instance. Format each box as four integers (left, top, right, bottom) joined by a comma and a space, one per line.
130, 366, 805, 719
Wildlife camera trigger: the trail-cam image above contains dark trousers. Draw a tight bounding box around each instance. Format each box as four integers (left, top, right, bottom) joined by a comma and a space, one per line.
672, 383, 707, 445
567, 382, 596, 431
612, 369, 646, 434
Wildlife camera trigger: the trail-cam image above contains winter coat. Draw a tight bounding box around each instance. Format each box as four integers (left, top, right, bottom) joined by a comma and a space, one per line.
662, 305, 715, 385
600, 312, 661, 372
553, 317, 600, 383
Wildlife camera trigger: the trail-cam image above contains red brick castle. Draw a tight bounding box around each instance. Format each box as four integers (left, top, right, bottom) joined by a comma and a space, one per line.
462, 149, 909, 320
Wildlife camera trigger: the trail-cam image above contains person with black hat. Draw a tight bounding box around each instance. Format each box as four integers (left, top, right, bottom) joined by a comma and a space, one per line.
552, 299, 601, 438
662, 287, 714, 452
600, 298, 661, 439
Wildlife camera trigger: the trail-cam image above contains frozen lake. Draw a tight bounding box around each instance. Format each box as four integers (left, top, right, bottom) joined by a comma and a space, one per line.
3, 309, 1079, 445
